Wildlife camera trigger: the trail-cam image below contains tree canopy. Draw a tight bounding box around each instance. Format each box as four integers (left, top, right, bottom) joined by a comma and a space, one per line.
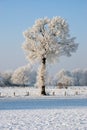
22, 17, 78, 64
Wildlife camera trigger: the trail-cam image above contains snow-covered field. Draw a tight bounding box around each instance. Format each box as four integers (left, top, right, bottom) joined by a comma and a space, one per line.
0, 108, 87, 130
0, 87, 87, 130
0, 86, 87, 97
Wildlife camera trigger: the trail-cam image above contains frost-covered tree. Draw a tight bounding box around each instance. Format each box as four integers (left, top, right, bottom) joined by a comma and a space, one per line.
72, 69, 83, 86
22, 16, 78, 95
0, 71, 12, 86
84, 69, 87, 86
11, 65, 36, 86
0, 76, 5, 86
72, 69, 87, 86
56, 69, 74, 87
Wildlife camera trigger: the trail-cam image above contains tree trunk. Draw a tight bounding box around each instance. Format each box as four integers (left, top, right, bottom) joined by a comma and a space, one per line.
41, 57, 46, 95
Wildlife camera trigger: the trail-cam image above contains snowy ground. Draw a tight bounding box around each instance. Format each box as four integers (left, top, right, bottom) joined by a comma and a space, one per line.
0, 86, 87, 97
0, 87, 87, 130
0, 109, 87, 130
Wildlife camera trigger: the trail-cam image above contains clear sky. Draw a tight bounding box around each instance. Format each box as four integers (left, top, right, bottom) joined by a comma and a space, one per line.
0, 0, 87, 73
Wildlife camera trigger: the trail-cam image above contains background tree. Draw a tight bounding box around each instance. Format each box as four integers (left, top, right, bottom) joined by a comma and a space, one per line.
0, 76, 5, 86
0, 71, 12, 86
72, 69, 83, 86
22, 16, 78, 95
56, 69, 73, 87
11, 65, 36, 86
84, 69, 87, 86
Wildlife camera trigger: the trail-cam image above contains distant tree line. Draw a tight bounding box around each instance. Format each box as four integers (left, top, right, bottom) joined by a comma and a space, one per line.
52, 69, 87, 86
0, 67, 87, 87
0, 64, 36, 87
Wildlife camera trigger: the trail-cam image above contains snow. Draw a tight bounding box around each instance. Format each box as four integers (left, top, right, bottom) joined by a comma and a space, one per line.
0, 109, 87, 130
0, 87, 87, 130
0, 86, 87, 97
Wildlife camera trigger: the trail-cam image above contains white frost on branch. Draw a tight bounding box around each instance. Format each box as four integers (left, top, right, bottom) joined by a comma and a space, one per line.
22, 16, 78, 64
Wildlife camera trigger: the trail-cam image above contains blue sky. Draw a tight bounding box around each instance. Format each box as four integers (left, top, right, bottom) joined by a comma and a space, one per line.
0, 0, 87, 73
